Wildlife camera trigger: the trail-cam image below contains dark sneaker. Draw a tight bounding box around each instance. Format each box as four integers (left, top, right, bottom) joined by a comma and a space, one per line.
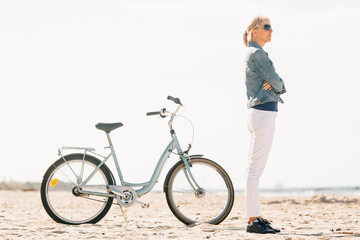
262, 219, 281, 233
246, 218, 275, 234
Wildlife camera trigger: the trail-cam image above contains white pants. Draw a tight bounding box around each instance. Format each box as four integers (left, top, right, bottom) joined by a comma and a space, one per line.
245, 108, 277, 218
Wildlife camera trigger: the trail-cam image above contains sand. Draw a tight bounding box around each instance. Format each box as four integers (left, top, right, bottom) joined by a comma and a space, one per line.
0, 190, 359, 240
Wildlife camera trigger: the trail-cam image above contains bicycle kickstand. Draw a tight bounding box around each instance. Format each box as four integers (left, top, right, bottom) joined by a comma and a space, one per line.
118, 204, 128, 225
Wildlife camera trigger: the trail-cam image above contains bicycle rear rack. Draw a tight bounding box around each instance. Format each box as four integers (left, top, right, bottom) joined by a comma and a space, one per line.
58, 146, 96, 156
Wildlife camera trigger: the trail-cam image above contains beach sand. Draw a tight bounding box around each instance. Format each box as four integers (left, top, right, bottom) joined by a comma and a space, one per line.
0, 190, 359, 240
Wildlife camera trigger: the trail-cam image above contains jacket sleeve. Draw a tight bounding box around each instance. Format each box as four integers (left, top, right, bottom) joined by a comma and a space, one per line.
252, 50, 286, 94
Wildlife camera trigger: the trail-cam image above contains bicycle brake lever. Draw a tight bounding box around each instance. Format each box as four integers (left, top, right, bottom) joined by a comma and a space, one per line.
159, 108, 167, 118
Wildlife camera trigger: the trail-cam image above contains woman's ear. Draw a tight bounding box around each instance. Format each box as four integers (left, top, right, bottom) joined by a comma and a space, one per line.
252, 28, 257, 36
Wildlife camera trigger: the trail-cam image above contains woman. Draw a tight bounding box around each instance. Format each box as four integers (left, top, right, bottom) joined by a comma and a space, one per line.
243, 16, 286, 234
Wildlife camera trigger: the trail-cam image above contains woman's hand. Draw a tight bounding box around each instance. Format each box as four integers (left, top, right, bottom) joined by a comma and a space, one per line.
263, 82, 272, 90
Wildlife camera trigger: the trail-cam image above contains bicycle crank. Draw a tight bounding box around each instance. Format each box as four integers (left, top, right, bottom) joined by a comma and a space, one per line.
108, 186, 137, 207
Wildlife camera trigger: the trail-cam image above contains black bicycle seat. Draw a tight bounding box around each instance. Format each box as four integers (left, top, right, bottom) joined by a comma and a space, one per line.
95, 122, 123, 133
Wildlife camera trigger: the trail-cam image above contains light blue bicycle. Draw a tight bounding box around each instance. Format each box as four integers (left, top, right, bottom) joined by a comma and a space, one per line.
40, 96, 234, 225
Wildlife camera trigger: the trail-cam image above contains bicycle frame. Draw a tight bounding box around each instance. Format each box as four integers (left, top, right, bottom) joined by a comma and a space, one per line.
58, 129, 200, 199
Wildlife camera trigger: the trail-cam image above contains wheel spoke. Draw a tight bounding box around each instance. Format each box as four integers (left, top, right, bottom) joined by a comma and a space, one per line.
165, 158, 234, 225
41, 154, 114, 225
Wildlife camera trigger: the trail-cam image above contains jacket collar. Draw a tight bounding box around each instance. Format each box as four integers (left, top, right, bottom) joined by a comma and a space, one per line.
249, 41, 263, 50
249, 41, 268, 56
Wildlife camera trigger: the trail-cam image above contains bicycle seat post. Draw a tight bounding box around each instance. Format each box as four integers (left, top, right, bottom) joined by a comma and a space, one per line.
106, 133, 113, 148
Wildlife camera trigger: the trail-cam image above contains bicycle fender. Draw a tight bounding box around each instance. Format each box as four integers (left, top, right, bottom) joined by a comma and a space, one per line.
187, 154, 204, 159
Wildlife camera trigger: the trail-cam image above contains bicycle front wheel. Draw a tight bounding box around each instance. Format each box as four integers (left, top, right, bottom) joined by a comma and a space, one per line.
164, 157, 234, 225
40, 154, 115, 225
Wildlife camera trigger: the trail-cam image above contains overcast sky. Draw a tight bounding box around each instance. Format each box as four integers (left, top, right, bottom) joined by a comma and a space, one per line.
1, 0, 359, 190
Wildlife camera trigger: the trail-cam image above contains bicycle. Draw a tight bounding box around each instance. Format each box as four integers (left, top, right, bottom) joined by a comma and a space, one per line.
40, 96, 234, 225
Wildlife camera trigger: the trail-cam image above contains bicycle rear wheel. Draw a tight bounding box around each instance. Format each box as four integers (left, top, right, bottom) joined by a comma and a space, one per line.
40, 154, 115, 225
164, 157, 234, 225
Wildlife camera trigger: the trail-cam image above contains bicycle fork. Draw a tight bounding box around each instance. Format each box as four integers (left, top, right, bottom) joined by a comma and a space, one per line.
172, 131, 203, 195
180, 154, 209, 198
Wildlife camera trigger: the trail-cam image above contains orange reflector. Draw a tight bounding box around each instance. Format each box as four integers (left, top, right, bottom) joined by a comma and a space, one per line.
51, 178, 59, 187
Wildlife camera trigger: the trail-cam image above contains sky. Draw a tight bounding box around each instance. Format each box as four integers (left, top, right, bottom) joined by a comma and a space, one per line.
1, 0, 359, 190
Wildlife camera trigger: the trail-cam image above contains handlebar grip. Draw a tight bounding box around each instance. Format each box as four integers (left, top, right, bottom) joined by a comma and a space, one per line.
167, 96, 183, 105
146, 111, 160, 116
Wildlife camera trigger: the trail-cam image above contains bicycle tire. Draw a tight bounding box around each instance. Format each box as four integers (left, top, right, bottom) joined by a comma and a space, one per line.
40, 154, 115, 225
164, 157, 234, 225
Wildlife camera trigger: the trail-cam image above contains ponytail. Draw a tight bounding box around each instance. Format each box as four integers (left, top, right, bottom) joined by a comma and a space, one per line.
243, 31, 249, 47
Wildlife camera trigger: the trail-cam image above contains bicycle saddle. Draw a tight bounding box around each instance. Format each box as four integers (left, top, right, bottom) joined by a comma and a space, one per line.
95, 122, 123, 133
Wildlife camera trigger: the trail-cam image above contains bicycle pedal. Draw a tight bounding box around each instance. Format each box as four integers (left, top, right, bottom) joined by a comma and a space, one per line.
136, 200, 150, 208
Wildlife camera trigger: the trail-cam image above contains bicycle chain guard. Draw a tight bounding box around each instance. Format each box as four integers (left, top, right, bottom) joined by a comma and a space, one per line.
109, 186, 138, 208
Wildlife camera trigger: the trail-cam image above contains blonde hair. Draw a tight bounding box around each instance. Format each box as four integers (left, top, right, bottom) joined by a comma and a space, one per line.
243, 16, 270, 47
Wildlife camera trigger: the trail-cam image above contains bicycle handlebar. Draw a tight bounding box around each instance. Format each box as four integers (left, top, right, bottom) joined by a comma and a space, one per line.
146, 108, 168, 118
146, 111, 161, 116
146, 97, 183, 130
146, 96, 183, 124
167, 96, 182, 105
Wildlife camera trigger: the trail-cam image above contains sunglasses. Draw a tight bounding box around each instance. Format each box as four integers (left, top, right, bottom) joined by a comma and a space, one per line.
263, 24, 272, 31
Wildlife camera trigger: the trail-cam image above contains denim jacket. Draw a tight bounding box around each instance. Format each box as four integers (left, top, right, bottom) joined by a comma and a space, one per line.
245, 41, 286, 108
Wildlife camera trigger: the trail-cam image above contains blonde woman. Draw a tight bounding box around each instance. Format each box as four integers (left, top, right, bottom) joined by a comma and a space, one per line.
243, 16, 286, 234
